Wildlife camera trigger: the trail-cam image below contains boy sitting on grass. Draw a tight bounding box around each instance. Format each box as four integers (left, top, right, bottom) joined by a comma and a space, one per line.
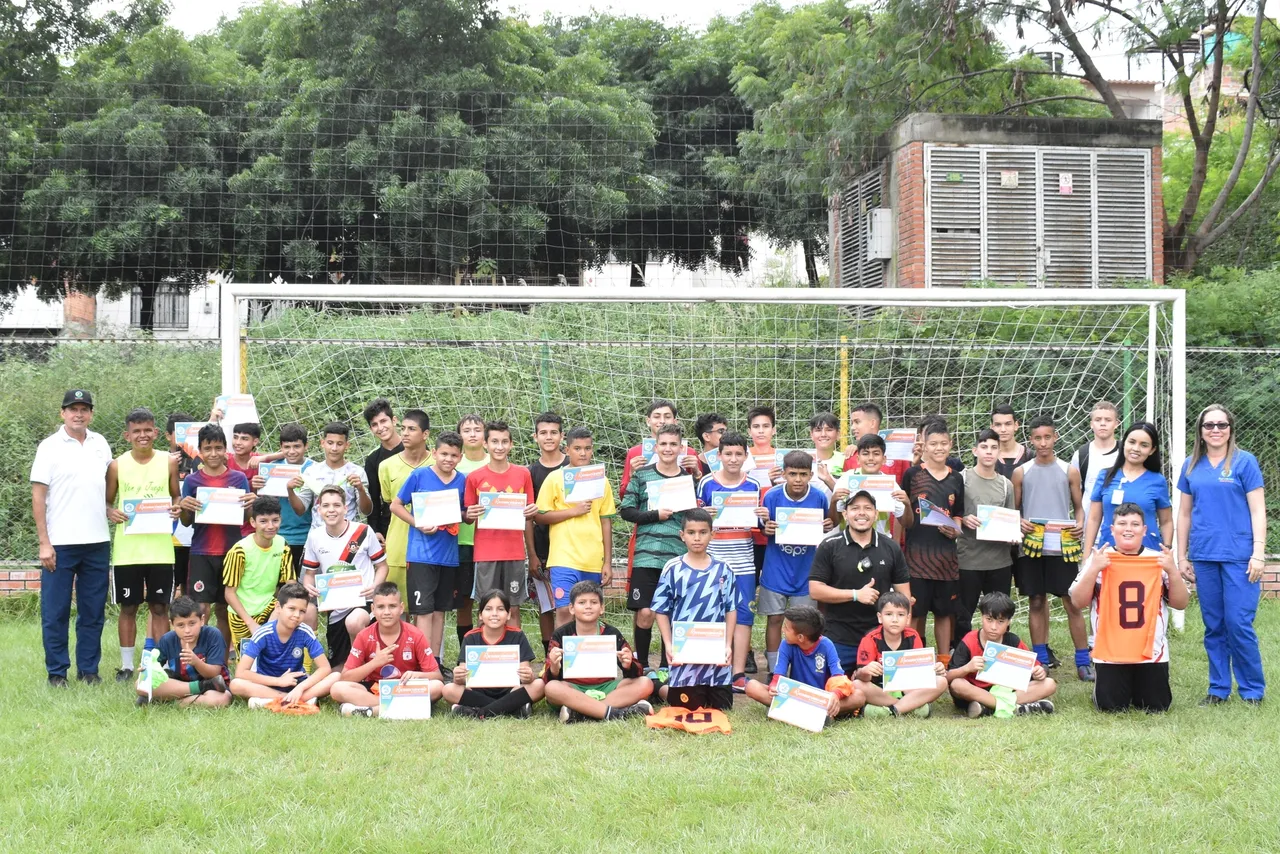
744, 605, 863, 719
331, 582, 444, 717
653, 509, 738, 711
854, 591, 947, 718
229, 581, 341, 709
543, 580, 654, 723
136, 595, 231, 707
947, 592, 1057, 717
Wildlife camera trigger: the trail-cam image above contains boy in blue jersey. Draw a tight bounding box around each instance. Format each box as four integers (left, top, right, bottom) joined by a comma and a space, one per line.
137, 596, 231, 707
760, 451, 834, 675
653, 509, 738, 711
744, 605, 862, 718
390, 431, 468, 663
697, 431, 761, 691
229, 582, 340, 708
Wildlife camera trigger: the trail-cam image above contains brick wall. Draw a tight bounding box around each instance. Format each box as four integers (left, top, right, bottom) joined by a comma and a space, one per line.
1151, 145, 1165, 284
895, 141, 927, 288
0, 568, 42, 593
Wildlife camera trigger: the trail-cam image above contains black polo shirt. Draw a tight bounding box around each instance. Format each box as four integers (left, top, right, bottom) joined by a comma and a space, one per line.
807, 527, 911, 647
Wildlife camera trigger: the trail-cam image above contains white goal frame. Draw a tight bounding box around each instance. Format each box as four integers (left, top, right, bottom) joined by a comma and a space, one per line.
220, 284, 1187, 486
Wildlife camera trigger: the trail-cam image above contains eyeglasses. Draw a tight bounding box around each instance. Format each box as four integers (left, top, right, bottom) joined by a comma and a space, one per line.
1202, 421, 1231, 431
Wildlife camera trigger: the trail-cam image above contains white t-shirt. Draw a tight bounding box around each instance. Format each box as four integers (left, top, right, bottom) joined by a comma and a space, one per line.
1070, 441, 1119, 530
303, 460, 369, 527
302, 521, 386, 619
30, 426, 112, 546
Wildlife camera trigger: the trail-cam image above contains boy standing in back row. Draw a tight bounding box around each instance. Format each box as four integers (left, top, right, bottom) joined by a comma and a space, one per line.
453, 415, 489, 647
377, 409, 433, 596
307, 422, 372, 526
956, 429, 1017, 640
527, 412, 567, 653
362, 398, 403, 547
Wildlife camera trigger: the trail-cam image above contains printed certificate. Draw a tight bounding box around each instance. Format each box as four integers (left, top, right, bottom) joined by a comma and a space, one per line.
1034, 519, 1077, 553
880, 429, 916, 462
711, 491, 758, 529
563, 464, 607, 503
882, 647, 938, 692
414, 490, 462, 527
768, 675, 833, 733
464, 645, 521, 688
774, 507, 826, 546
918, 497, 961, 531
704, 449, 721, 472
193, 487, 245, 526
980, 641, 1037, 691
976, 506, 1022, 543
214, 394, 259, 431
379, 676, 434, 719
670, 621, 727, 665
645, 476, 697, 513
476, 492, 528, 531
122, 498, 173, 536
174, 422, 209, 460
562, 635, 618, 680
315, 566, 366, 612
642, 437, 657, 462
747, 453, 778, 487
842, 474, 898, 511
258, 463, 302, 497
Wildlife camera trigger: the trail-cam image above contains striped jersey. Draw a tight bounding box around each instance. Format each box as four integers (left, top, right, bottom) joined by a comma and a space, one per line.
696, 473, 760, 576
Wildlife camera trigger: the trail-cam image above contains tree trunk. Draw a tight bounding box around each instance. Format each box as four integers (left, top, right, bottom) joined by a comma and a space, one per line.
136, 280, 156, 332
802, 239, 820, 287
630, 250, 647, 288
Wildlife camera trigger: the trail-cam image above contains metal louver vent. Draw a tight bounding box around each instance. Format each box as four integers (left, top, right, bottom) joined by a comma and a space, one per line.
926, 147, 982, 286
1041, 149, 1095, 287
1096, 150, 1152, 283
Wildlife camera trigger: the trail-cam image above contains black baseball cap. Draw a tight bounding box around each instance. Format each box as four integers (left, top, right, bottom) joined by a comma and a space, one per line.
848, 489, 877, 507
61, 389, 94, 409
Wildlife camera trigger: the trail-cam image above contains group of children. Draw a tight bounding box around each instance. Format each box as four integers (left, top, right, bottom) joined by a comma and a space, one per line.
109, 395, 1184, 721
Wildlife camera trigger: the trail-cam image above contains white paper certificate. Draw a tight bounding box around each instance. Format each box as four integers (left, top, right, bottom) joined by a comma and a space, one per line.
841, 474, 898, 511
747, 453, 778, 487
561, 635, 618, 680
880, 429, 916, 462
258, 463, 302, 497
774, 507, 826, 546
122, 498, 173, 535
670, 621, 727, 665
563, 465, 607, 503
711, 491, 758, 529
645, 476, 697, 512
980, 641, 1037, 691
379, 677, 434, 719
215, 393, 260, 431
465, 645, 521, 688
193, 487, 245, 526
414, 490, 462, 527
315, 567, 366, 612
882, 647, 938, 692
476, 492, 528, 531
976, 506, 1022, 543
768, 675, 833, 733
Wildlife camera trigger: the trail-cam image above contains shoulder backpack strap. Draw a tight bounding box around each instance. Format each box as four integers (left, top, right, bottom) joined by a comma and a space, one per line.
1078, 444, 1090, 487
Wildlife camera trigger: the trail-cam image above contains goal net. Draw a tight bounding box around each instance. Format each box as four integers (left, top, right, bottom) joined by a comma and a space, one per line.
224, 285, 1185, 624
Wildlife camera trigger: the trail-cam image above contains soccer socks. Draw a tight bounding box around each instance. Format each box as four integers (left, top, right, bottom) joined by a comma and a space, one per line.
634, 626, 652, 668
1074, 648, 1091, 668
766, 651, 779, 673
143, 637, 156, 652
188, 681, 202, 696
120, 647, 135, 670
1033, 644, 1050, 666
484, 687, 532, 718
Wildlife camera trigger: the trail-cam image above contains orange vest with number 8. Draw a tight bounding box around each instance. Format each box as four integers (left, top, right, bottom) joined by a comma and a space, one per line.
1094, 553, 1164, 664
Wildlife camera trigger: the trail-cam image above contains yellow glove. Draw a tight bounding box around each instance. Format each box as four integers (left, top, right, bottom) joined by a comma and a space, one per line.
1022, 523, 1045, 558
1061, 529, 1082, 563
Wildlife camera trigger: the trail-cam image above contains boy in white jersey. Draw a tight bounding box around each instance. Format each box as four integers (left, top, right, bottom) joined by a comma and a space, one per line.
105, 408, 180, 680
302, 421, 371, 527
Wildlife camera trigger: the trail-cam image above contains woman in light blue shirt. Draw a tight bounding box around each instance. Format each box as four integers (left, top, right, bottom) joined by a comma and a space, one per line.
1176, 404, 1266, 706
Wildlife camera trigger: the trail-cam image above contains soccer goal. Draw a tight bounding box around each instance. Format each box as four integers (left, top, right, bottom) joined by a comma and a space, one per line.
220, 285, 1186, 483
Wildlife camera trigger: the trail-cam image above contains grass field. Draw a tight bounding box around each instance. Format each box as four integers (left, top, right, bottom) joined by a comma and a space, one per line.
2, 598, 1278, 853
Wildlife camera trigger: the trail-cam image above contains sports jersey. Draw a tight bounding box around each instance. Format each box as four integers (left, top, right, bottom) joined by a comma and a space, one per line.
222, 534, 294, 616
950, 630, 1029, 688
901, 464, 964, 581
651, 556, 738, 688
397, 465, 465, 566
156, 625, 227, 680
463, 464, 535, 562
378, 450, 433, 569
761, 484, 830, 596
773, 635, 844, 690
1017, 457, 1074, 556
302, 521, 385, 587
854, 625, 923, 687
1177, 450, 1265, 562
112, 449, 174, 566
696, 474, 759, 576
304, 460, 369, 527
619, 465, 694, 573
813, 452, 845, 481
242, 620, 326, 678
344, 621, 439, 687
536, 467, 617, 572
181, 468, 250, 556
1090, 469, 1171, 552
545, 621, 640, 686
1075, 550, 1169, 664
529, 456, 567, 562
454, 454, 489, 548
619, 443, 700, 498
808, 529, 911, 647
276, 458, 315, 546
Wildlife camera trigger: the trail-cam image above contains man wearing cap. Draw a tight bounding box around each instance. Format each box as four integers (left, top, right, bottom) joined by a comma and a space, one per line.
31, 390, 113, 686
808, 490, 913, 673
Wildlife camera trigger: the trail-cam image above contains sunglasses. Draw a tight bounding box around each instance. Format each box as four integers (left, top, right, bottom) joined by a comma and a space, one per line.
1202, 421, 1231, 431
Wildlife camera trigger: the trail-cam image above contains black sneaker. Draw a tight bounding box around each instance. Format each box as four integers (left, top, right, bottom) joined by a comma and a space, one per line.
1016, 699, 1055, 715
115, 668, 134, 683
518, 703, 533, 719
77, 672, 102, 686
1243, 698, 1263, 707
1045, 646, 1061, 670
744, 650, 758, 674
450, 704, 485, 719
559, 706, 587, 724
1198, 694, 1229, 707
48, 675, 69, 688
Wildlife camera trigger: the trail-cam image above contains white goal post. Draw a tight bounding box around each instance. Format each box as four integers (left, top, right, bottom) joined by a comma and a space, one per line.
220, 284, 1186, 485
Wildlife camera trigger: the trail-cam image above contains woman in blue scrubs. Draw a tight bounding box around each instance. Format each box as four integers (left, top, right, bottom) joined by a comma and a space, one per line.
1082, 421, 1173, 561
1176, 405, 1266, 706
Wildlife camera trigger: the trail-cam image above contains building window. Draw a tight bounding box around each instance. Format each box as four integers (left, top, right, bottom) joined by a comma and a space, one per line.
131, 284, 188, 331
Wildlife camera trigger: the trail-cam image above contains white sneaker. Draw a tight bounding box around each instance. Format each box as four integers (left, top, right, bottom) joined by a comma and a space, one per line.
1170, 608, 1186, 632
340, 703, 372, 718
247, 696, 270, 710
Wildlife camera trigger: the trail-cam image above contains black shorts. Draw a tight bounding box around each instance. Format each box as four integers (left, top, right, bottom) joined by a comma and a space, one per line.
627, 565, 661, 612
1094, 662, 1172, 713
174, 546, 190, 593
453, 545, 475, 608
326, 613, 357, 666
114, 563, 175, 606
911, 577, 959, 618
957, 567, 1013, 618
187, 554, 226, 604
665, 684, 733, 711
288, 544, 305, 575
1015, 555, 1076, 599
408, 562, 457, 615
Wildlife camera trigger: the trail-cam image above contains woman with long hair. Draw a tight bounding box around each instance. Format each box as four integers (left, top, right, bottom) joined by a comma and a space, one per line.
1082, 421, 1173, 563
1176, 404, 1266, 706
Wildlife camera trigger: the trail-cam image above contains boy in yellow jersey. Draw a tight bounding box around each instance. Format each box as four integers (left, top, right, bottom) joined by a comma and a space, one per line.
222, 496, 295, 649
105, 408, 180, 681
377, 409, 433, 596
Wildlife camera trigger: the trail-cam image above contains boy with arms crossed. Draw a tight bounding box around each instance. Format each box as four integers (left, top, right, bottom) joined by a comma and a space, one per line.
901, 421, 965, 656
222, 496, 294, 650
230, 581, 341, 708
527, 412, 567, 652
362, 398, 403, 546
453, 414, 489, 647
106, 407, 179, 680
948, 591, 1057, 716
854, 591, 947, 717
136, 595, 230, 707
377, 409, 433, 597
956, 429, 1016, 640
331, 582, 444, 717
543, 580, 654, 723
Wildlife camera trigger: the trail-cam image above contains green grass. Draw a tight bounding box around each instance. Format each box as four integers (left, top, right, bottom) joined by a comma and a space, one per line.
2, 601, 1278, 852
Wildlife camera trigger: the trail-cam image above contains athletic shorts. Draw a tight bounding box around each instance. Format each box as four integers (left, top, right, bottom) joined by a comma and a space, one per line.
910, 577, 959, 618
229, 602, 276, 647
114, 563, 174, 606
550, 567, 599, 608
956, 567, 1013, 627
407, 562, 457, 615
756, 588, 814, 617
529, 572, 556, 612
174, 546, 191, 593
1094, 662, 1171, 713
187, 554, 227, 604
734, 575, 757, 627
474, 560, 527, 605
550, 678, 623, 703
327, 611, 360, 667
453, 545, 475, 608
664, 684, 733, 711
1015, 555, 1077, 599
627, 565, 661, 612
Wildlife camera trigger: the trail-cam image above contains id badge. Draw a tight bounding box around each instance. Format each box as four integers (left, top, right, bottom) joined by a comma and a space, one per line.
1110, 489, 1124, 505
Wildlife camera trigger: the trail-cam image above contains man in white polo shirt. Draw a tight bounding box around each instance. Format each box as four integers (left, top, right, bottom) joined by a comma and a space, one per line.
31, 389, 113, 687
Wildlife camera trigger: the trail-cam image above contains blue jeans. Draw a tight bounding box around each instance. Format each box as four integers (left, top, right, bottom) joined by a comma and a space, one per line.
41, 542, 111, 678
1196, 559, 1265, 700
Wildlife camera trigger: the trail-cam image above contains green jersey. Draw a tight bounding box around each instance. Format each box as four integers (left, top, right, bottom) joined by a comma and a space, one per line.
221, 534, 293, 615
